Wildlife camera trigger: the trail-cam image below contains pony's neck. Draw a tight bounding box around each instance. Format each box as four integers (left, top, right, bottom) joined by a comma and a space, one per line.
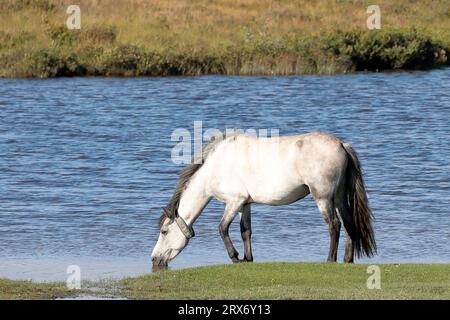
177, 170, 210, 226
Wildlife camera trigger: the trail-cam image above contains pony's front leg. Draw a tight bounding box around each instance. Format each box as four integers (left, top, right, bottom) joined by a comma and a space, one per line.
219, 201, 245, 263
240, 204, 253, 262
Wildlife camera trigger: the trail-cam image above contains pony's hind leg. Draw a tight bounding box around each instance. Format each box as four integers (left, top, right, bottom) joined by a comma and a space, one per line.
337, 201, 355, 263
334, 180, 355, 263
315, 197, 341, 262
219, 200, 246, 263
240, 204, 253, 262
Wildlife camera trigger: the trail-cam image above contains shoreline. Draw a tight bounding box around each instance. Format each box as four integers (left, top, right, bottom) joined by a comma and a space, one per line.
2, 30, 449, 79
2, 255, 450, 283
1, 66, 450, 80
1, 262, 449, 300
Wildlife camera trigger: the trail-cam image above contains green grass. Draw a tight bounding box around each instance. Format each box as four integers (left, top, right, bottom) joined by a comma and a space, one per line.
0, 0, 449, 77
0, 278, 73, 300
1, 263, 449, 299
120, 263, 450, 300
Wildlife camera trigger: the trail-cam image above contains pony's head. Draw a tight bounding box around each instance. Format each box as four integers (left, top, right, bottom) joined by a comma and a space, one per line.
151, 208, 195, 269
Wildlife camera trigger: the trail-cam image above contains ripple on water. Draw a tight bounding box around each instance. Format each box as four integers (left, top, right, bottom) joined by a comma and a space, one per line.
0, 70, 449, 280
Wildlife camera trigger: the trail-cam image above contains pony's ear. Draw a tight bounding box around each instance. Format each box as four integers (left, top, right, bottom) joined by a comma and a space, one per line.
162, 207, 175, 224
161, 207, 170, 217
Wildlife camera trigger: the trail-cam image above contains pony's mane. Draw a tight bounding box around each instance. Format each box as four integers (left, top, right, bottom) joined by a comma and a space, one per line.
159, 133, 230, 228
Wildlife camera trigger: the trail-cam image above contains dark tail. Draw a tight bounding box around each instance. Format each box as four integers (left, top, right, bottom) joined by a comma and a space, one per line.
342, 143, 377, 258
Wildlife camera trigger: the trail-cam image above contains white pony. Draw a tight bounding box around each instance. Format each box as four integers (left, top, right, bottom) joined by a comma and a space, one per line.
152, 132, 376, 268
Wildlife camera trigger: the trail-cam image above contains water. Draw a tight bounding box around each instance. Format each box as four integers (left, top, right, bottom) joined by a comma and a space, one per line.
0, 70, 449, 281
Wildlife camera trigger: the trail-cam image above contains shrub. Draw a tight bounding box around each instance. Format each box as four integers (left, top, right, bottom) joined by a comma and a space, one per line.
324, 29, 448, 71
22, 48, 86, 78
98, 45, 144, 76
46, 25, 80, 47
98, 45, 178, 76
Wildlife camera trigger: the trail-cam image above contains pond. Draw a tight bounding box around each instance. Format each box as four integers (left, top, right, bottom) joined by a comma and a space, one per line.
0, 69, 449, 281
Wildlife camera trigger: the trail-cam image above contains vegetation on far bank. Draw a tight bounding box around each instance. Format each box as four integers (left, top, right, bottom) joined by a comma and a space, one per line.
0, 0, 449, 78
1, 263, 449, 300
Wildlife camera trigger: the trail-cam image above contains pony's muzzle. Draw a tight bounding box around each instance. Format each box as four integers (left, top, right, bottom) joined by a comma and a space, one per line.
152, 256, 168, 272
151, 255, 168, 267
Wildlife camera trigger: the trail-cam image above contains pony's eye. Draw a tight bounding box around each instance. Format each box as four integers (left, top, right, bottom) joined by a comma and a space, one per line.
161, 230, 168, 236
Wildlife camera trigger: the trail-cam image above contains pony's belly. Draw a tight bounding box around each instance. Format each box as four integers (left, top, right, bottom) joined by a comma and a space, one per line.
249, 184, 310, 205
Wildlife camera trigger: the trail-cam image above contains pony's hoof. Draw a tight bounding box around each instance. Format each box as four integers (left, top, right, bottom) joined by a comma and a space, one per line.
343, 259, 354, 264
233, 258, 252, 263
231, 256, 240, 263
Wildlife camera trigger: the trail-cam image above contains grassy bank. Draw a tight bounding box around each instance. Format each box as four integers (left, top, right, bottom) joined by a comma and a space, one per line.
0, 278, 72, 299
1, 263, 449, 299
0, 0, 449, 77
121, 263, 450, 299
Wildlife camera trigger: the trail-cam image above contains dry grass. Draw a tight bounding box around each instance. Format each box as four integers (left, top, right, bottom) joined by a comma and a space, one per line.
0, 278, 73, 300
0, 0, 449, 77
